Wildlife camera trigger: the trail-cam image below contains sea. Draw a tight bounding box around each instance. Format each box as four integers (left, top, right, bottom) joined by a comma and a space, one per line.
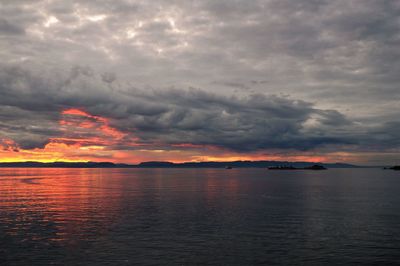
1, 168, 400, 265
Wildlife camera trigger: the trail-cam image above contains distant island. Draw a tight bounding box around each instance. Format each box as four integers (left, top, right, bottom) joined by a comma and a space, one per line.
268, 164, 327, 170
384, 166, 400, 170
0, 161, 131, 168
0, 160, 362, 168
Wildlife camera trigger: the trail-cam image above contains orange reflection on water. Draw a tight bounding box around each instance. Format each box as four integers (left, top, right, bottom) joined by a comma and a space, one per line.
0, 168, 127, 244
0, 167, 246, 248
202, 169, 241, 206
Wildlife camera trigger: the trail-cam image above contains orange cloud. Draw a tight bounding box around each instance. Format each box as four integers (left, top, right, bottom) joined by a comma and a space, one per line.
58, 108, 128, 144
0, 108, 136, 162
0, 108, 352, 164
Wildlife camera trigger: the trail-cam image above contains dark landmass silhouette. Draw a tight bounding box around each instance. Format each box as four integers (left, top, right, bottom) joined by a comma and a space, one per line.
0, 161, 132, 168
268, 166, 297, 170
0, 160, 362, 168
384, 166, 400, 170
268, 164, 327, 170
136, 161, 357, 168
305, 165, 327, 170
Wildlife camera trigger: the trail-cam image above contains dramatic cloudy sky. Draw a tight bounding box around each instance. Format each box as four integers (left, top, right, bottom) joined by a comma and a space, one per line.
0, 0, 399, 165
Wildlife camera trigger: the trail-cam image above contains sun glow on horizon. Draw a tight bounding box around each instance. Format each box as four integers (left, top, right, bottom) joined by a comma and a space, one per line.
0, 108, 131, 163
0, 108, 355, 164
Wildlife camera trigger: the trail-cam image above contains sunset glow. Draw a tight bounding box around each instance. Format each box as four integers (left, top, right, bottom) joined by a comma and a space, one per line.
2, 0, 400, 166
0, 108, 338, 164
2, 1, 400, 265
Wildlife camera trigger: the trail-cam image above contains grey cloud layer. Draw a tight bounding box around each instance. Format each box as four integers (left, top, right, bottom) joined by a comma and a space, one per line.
0, 64, 356, 152
1, 0, 398, 113
0, 63, 397, 155
0, 0, 400, 160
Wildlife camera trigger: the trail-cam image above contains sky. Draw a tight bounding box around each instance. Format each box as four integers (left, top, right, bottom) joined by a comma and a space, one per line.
0, 0, 399, 165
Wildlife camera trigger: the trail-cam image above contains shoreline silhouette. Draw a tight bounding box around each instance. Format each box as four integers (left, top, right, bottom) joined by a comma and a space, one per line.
0, 161, 372, 168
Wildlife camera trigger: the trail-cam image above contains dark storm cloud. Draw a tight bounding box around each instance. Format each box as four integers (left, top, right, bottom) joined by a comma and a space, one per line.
0, 105, 59, 149
0, 63, 356, 152
0, 0, 399, 162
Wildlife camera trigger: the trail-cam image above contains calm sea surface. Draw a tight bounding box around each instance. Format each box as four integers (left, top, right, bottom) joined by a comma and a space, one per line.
1, 168, 400, 265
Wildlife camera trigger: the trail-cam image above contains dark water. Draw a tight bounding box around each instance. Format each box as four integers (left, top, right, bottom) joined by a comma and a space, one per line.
1, 168, 400, 265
